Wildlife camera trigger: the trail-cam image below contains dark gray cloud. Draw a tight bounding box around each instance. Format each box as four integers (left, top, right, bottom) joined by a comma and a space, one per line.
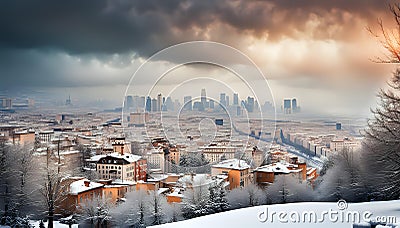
0, 0, 392, 56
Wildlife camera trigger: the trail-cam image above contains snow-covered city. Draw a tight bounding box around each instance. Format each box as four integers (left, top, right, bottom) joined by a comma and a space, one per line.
1, 1, 400, 228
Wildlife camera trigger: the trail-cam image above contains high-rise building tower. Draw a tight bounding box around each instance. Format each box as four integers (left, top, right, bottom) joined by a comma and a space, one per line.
246, 96, 254, 112
283, 99, 292, 114
183, 96, 192, 111
233, 93, 239, 106
138, 96, 146, 111
165, 97, 174, 111
146, 96, 152, 112
125, 95, 133, 109
152, 98, 158, 112
201, 88, 207, 106
157, 94, 162, 112
226, 96, 230, 107
292, 98, 298, 113
220, 93, 226, 107
65, 95, 71, 106
209, 99, 214, 109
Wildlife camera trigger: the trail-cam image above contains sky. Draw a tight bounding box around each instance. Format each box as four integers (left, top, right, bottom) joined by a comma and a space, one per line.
0, 0, 398, 116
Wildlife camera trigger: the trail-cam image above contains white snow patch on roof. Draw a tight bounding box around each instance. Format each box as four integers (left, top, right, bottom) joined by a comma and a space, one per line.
70, 179, 103, 195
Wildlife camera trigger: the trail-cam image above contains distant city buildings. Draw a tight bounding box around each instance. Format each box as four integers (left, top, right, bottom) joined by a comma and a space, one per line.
183, 96, 192, 111
65, 95, 72, 106
123, 90, 274, 116
283, 98, 300, 114
233, 93, 239, 106
146, 96, 151, 112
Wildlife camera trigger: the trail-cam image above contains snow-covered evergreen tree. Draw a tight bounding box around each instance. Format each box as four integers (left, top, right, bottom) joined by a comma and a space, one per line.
317, 148, 367, 202
362, 3, 400, 200
80, 195, 111, 227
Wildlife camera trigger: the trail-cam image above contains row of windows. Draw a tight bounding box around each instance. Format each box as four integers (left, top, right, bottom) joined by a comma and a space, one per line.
101, 165, 121, 170
78, 191, 101, 204
100, 170, 121, 175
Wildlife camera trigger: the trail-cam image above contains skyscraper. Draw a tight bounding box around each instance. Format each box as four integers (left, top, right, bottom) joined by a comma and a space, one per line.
292, 98, 298, 113
157, 93, 162, 112
201, 88, 207, 107
220, 93, 226, 107
233, 93, 239, 106
165, 97, 174, 111
138, 96, 146, 111
226, 96, 230, 107
65, 95, 71, 106
183, 96, 192, 111
246, 96, 254, 112
209, 99, 214, 109
145, 96, 152, 112
125, 95, 133, 109
152, 98, 158, 112
283, 99, 291, 114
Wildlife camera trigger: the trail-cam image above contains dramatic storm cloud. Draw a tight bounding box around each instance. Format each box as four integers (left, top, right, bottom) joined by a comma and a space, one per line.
0, 0, 397, 115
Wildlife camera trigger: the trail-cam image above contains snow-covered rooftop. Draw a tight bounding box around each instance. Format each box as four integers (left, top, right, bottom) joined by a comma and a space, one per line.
167, 188, 184, 198
254, 162, 301, 174
212, 159, 250, 170
87, 152, 142, 163
70, 179, 103, 195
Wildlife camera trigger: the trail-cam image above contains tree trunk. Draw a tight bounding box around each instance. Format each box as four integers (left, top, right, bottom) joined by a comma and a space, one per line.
48, 210, 54, 228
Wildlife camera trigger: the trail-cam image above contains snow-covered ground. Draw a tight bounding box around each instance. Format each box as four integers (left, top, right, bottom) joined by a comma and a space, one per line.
29, 220, 79, 228
152, 200, 400, 228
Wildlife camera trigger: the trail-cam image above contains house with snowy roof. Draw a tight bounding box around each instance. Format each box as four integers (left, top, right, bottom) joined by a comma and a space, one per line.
94, 152, 147, 182
58, 177, 104, 215
253, 160, 311, 187
211, 159, 251, 190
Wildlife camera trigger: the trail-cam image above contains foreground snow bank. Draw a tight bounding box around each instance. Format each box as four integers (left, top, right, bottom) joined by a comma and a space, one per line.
30, 220, 78, 228
152, 200, 400, 228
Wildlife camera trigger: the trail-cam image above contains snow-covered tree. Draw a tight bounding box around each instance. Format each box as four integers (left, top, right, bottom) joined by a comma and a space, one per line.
227, 183, 264, 209
182, 175, 212, 219
267, 175, 314, 204
110, 190, 148, 227
206, 183, 230, 213
362, 3, 400, 200
0, 142, 38, 227
80, 195, 111, 227
317, 148, 367, 202
148, 190, 166, 225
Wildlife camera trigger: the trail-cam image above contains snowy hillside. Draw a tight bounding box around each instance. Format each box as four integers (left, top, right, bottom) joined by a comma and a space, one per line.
152, 200, 400, 228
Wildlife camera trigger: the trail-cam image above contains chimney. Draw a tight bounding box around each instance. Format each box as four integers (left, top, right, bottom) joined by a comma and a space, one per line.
84, 180, 90, 187
121, 146, 124, 155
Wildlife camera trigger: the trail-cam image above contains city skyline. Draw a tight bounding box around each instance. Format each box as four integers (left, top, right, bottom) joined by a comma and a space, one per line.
123, 88, 278, 115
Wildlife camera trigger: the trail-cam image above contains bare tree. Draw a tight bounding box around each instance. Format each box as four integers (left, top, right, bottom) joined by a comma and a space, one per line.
368, 4, 400, 63
362, 3, 400, 200
39, 148, 67, 228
